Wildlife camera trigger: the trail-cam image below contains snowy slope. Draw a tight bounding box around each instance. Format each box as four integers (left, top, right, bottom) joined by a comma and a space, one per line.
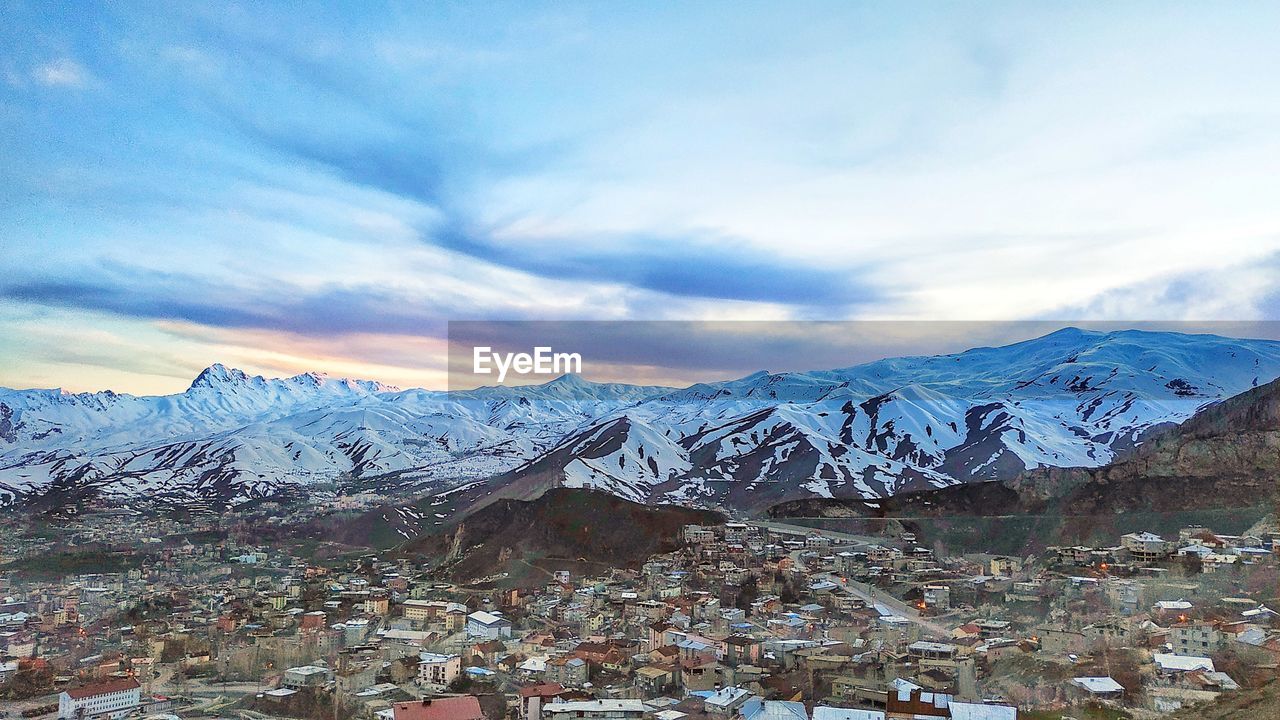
3, 328, 1280, 513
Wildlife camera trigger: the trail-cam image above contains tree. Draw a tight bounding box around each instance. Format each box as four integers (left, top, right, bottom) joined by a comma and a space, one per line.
1180, 552, 1203, 576
735, 576, 760, 610
779, 578, 799, 605
448, 673, 474, 693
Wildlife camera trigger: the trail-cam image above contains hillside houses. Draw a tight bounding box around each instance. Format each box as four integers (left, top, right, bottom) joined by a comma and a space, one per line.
2, 504, 1277, 720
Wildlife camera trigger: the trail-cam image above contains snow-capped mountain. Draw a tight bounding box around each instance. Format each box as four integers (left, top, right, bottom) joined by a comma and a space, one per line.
3, 328, 1279, 514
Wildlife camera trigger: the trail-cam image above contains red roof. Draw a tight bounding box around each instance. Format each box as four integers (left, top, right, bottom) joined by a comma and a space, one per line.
518, 683, 566, 698
392, 696, 486, 720
65, 677, 140, 699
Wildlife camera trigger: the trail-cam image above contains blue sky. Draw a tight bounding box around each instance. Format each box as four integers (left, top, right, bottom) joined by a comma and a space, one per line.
3, 2, 1280, 392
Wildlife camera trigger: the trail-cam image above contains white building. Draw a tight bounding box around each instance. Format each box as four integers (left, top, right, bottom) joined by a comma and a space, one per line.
418, 652, 462, 688
281, 665, 331, 688
1072, 676, 1124, 698
1154, 653, 1215, 674
543, 700, 647, 720
59, 677, 141, 720
1121, 532, 1174, 562
467, 610, 513, 639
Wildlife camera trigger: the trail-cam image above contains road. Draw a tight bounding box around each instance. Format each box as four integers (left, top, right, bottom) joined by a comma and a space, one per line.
3, 692, 58, 717
750, 520, 887, 546
756, 518, 955, 638
826, 574, 955, 637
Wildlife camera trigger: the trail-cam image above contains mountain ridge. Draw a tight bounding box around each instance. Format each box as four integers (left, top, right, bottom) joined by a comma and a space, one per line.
767, 375, 1280, 543
3, 328, 1280, 515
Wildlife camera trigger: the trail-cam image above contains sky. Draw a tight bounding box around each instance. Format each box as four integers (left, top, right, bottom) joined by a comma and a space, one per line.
3, 1, 1280, 393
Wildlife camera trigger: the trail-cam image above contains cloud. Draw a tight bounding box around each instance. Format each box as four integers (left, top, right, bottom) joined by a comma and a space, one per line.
430, 220, 880, 307
0, 265, 466, 338
32, 58, 89, 87
1054, 248, 1280, 321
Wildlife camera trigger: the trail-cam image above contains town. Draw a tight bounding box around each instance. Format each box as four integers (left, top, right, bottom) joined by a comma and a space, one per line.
2, 505, 1278, 720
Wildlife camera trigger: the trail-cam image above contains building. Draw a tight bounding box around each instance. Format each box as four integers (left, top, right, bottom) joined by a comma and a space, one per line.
989, 556, 1022, 576
813, 708, 885, 720
1171, 622, 1223, 656
685, 525, 717, 544
300, 610, 327, 630
704, 686, 753, 715
1036, 626, 1086, 655
922, 585, 951, 611
1153, 653, 1215, 675
467, 611, 513, 639
403, 599, 448, 623
519, 683, 568, 720
949, 702, 1017, 719
391, 696, 487, 720
543, 700, 646, 720
1072, 676, 1124, 700
634, 665, 676, 697
418, 652, 462, 688
907, 641, 960, 670
365, 594, 391, 615
724, 523, 751, 544
58, 677, 141, 720
885, 687, 951, 718
1121, 532, 1174, 562
281, 664, 332, 688
544, 655, 588, 687
884, 686, 1018, 719
383, 628, 438, 658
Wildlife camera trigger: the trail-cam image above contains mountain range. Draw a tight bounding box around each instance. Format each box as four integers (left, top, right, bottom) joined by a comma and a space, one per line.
3, 327, 1279, 516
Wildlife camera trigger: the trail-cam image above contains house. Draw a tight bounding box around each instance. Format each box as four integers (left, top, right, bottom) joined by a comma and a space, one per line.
469, 639, 508, 665
1171, 621, 1223, 656
365, 594, 391, 615
883, 687, 1017, 719
382, 629, 437, 659
542, 700, 646, 720
907, 641, 960, 670
989, 556, 1022, 577
418, 652, 462, 688
922, 585, 950, 611
885, 687, 950, 718
634, 664, 676, 697
741, 700, 809, 720
1121, 532, 1174, 562
704, 686, 753, 715
1083, 619, 1131, 647
545, 656, 589, 687
949, 703, 1017, 719
1072, 676, 1124, 699
1035, 626, 1086, 655
282, 665, 332, 688
724, 635, 762, 666
519, 683, 568, 720
300, 610, 327, 630
402, 599, 449, 623
58, 677, 142, 720
1154, 653, 1215, 675
684, 525, 717, 544
813, 709, 885, 720
391, 696, 487, 720
467, 611, 513, 639
446, 606, 470, 632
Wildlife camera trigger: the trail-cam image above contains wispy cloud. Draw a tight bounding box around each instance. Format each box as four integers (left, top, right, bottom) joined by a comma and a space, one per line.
430, 219, 880, 306
0, 265, 472, 338
31, 58, 90, 87
3, 2, 1280, 392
